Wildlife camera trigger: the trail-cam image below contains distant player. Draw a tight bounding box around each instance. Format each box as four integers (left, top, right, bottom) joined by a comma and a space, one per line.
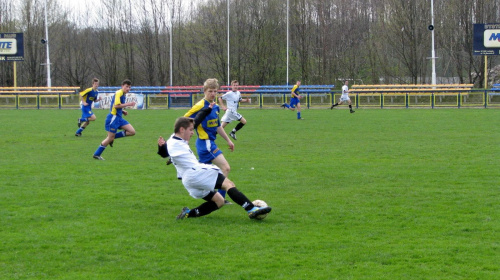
158, 116, 272, 220
218, 80, 251, 140
75, 78, 101, 136
281, 80, 303, 120
92, 79, 136, 160
331, 80, 355, 113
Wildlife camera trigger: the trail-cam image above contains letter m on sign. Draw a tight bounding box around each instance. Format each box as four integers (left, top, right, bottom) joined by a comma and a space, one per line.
489, 33, 500, 41
484, 30, 500, 47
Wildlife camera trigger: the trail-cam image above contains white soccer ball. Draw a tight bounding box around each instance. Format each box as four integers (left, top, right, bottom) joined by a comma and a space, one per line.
252, 199, 269, 220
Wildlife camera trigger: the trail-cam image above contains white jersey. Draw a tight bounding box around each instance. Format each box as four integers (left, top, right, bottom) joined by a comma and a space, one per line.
342, 85, 349, 96
166, 133, 221, 199
220, 90, 242, 111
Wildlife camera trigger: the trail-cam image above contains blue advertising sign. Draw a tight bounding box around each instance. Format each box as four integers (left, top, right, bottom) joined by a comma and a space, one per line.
0, 33, 24, 61
473, 23, 500, 55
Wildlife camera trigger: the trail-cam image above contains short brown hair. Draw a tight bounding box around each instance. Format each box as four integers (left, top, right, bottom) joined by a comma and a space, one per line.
231, 80, 239, 85
92, 78, 99, 84
174, 117, 194, 133
122, 79, 132, 86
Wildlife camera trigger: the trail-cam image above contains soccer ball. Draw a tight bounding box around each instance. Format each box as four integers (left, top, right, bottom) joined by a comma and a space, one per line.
252, 199, 269, 220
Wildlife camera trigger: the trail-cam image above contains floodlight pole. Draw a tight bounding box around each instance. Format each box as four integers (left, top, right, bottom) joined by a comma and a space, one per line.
286, 0, 289, 85
169, 6, 173, 86
430, 0, 436, 85
44, 0, 52, 88
227, 0, 230, 85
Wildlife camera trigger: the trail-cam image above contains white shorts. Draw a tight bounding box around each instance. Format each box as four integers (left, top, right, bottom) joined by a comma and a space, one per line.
221, 109, 242, 123
340, 95, 351, 102
181, 165, 222, 199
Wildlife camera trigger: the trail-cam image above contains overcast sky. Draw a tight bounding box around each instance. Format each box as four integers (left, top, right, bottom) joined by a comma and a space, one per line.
57, 0, 97, 11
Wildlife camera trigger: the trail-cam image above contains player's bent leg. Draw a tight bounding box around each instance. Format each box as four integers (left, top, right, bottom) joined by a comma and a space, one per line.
176, 192, 223, 219
122, 124, 136, 136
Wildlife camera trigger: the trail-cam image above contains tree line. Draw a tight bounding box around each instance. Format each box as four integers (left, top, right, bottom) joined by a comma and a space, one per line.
0, 0, 499, 89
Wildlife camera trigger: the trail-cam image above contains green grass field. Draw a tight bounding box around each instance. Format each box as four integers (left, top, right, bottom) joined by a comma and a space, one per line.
0, 108, 498, 279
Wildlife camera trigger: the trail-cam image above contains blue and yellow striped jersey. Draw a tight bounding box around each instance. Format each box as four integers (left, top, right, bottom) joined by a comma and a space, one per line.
291, 84, 300, 97
184, 99, 220, 140
110, 89, 126, 117
80, 87, 99, 106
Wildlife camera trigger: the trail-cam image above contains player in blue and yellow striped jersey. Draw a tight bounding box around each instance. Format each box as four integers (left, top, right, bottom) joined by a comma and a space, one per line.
281, 80, 303, 120
184, 79, 234, 202
75, 78, 101, 136
92, 79, 136, 160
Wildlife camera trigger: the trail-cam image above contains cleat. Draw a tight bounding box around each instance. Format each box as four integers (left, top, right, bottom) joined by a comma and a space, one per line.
248, 206, 272, 219
77, 118, 82, 128
166, 158, 173, 165
75, 133, 82, 137
229, 132, 237, 140
176, 207, 190, 220
109, 140, 114, 148
350, 110, 355, 113
280, 103, 286, 108
224, 200, 233, 205
93, 155, 105, 160
330, 105, 334, 109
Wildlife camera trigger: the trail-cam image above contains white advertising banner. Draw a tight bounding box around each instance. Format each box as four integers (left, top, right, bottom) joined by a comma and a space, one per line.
93, 92, 144, 110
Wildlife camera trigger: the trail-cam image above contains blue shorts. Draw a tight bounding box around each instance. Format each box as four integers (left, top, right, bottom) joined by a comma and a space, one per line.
196, 138, 223, 164
105, 114, 129, 134
81, 106, 94, 119
290, 97, 300, 108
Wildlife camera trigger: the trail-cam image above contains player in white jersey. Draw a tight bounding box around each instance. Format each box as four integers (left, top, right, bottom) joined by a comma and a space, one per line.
331, 80, 355, 113
157, 115, 272, 220
218, 80, 251, 140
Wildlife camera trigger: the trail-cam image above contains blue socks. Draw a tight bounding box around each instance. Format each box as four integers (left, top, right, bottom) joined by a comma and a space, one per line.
94, 145, 105, 156
218, 189, 226, 198
297, 112, 301, 119
114, 131, 126, 139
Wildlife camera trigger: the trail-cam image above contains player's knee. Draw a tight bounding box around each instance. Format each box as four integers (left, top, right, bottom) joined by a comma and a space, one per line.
213, 193, 225, 208
127, 129, 136, 136
221, 178, 235, 191
221, 165, 230, 176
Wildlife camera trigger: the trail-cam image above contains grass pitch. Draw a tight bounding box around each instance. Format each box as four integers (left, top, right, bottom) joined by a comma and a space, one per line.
0, 108, 498, 279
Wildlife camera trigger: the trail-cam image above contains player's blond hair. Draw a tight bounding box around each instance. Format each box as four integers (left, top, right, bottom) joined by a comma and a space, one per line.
203, 78, 219, 92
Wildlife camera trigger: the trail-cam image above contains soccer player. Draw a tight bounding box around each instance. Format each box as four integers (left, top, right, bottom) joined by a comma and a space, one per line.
331, 80, 355, 113
218, 80, 251, 140
281, 80, 303, 120
92, 79, 136, 160
184, 78, 234, 203
75, 78, 101, 136
157, 116, 272, 220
